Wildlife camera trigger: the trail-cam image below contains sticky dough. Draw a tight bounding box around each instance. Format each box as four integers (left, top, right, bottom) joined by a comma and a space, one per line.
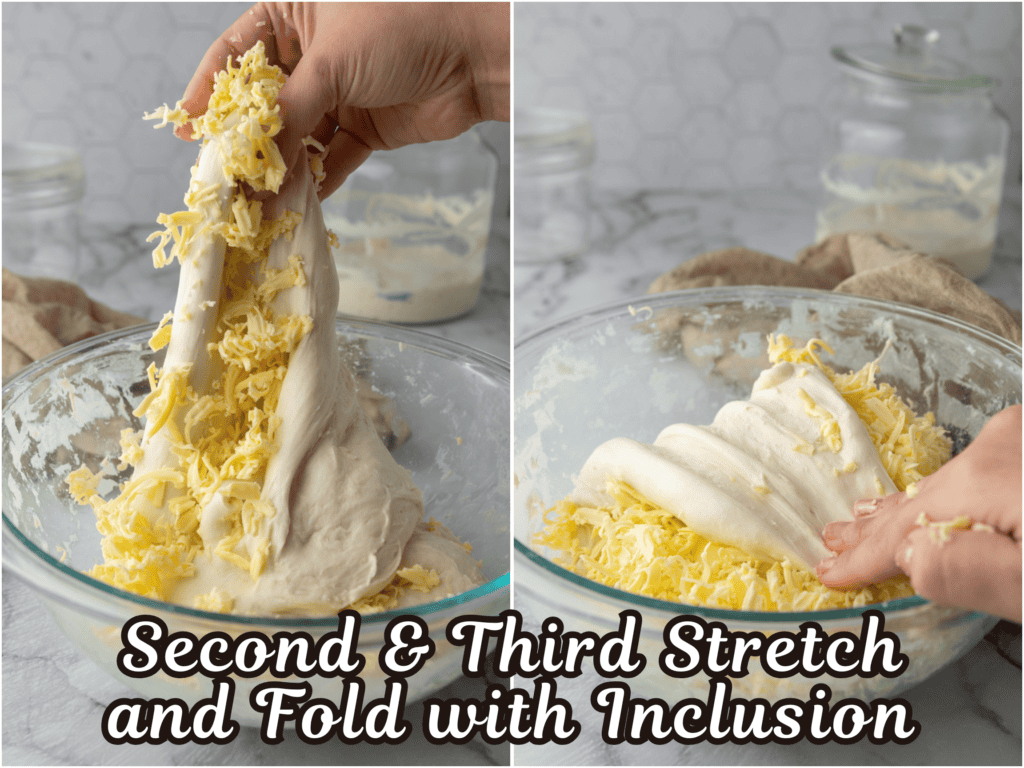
163, 157, 423, 614
75, 43, 484, 615
573, 362, 897, 572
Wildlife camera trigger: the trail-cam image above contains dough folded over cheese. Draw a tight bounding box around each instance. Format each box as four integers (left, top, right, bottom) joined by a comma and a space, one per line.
574, 361, 897, 572
539, 336, 951, 610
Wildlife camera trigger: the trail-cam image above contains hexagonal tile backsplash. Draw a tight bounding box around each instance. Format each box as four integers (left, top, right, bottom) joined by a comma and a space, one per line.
4, 3, 245, 224
516, 2, 1022, 192
3, 2, 510, 227
4, 2, 1017, 222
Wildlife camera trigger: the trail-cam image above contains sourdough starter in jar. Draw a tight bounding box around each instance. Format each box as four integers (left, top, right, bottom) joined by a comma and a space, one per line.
819, 26, 1009, 279
817, 154, 1005, 279
323, 132, 497, 324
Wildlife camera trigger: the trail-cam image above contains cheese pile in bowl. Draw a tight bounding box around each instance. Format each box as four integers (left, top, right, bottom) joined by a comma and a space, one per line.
67, 42, 483, 616
537, 335, 951, 612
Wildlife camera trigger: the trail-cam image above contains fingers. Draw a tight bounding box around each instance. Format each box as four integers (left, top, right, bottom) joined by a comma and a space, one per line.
816, 526, 907, 590
821, 492, 907, 553
821, 517, 875, 554
899, 527, 1022, 623
175, 4, 284, 141
309, 114, 340, 150
318, 131, 373, 200
817, 492, 916, 588
272, 53, 342, 181
852, 497, 881, 518
818, 405, 1022, 607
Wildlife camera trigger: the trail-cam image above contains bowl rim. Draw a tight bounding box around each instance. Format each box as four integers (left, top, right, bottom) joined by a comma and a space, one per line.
515, 286, 1022, 360
515, 538, 948, 623
513, 285, 1018, 624
3, 317, 510, 629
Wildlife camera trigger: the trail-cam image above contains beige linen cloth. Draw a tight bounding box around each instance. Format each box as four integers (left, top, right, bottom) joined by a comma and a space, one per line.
649, 232, 1022, 345
3, 268, 146, 379
2, 267, 410, 448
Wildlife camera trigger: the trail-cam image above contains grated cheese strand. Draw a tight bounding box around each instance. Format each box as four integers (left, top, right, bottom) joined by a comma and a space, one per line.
916, 512, 973, 545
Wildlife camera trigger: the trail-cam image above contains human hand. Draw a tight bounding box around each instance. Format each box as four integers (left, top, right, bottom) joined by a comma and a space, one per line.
816, 405, 1022, 623
177, 2, 509, 199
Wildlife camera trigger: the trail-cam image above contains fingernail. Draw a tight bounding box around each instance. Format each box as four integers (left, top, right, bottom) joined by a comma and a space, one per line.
853, 498, 878, 517
816, 556, 836, 575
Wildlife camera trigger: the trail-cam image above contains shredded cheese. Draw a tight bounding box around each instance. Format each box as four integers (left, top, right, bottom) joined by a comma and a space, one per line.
538, 481, 913, 611
537, 335, 954, 612
68, 41, 446, 614
348, 566, 444, 614
916, 512, 973, 544
767, 335, 951, 492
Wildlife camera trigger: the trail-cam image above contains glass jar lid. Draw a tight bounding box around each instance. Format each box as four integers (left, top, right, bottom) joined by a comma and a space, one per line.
3, 143, 85, 210
832, 25, 996, 93
515, 108, 595, 175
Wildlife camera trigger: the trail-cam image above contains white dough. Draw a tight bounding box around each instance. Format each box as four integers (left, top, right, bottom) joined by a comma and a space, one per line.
574, 362, 896, 571
158, 151, 477, 615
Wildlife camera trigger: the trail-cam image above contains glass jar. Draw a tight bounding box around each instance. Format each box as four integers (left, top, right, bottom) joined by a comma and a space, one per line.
817, 26, 1010, 280
321, 130, 498, 324
3, 144, 85, 279
514, 108, 595, 263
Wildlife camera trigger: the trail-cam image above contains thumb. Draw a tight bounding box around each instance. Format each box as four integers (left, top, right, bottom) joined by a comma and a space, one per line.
318, 131, 373, 200
174, 39, 231, 140
898, 526, 1022, 622
273, 53, 339, 177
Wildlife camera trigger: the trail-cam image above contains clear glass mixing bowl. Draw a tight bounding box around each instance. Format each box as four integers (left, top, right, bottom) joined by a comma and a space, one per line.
3, 319, 510, 727
515, 287, 1020, 703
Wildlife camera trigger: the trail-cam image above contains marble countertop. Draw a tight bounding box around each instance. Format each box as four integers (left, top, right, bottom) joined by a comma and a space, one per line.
1, 222, 510, 766
513, 185, 1022, 766
515, 185, 1022, 339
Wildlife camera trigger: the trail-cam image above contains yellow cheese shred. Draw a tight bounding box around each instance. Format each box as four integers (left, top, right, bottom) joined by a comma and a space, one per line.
537, 335, 953, 612
916, 512, 973, 544
539, 481, 913, 611
348, 567, 444, 614
767, 334, 951, 492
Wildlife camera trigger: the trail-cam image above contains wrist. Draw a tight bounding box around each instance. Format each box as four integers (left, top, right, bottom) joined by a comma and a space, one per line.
459, 3, 510, 122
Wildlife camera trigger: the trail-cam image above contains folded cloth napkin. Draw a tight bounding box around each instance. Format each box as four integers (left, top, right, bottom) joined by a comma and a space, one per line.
649, 232, 1022, 345
3, 268, 146, 380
